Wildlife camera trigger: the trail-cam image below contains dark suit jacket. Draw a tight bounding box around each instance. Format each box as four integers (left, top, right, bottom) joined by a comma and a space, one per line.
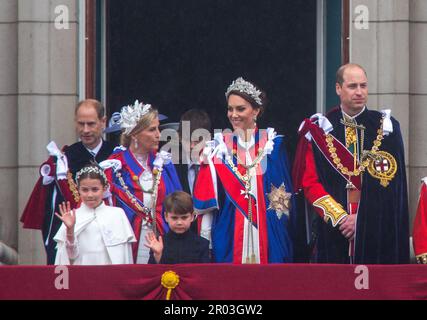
175, 162, 191, 195
148, 229, 210, 264
174, 147, 199, 233
65, 140, 116, 176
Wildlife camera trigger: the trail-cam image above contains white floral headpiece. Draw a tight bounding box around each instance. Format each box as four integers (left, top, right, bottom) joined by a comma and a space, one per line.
225, 77, 263, 106
119, 99, 152, 135
75, 165, 108, 186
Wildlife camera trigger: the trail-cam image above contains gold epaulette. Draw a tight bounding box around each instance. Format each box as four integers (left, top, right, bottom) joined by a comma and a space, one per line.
313, 195, 348, 227
416, 253, 427, 264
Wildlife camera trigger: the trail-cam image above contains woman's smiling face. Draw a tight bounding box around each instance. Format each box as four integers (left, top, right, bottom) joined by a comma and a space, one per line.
227, 94, 259, 132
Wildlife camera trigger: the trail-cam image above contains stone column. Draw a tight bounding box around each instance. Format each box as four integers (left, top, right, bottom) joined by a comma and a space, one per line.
409, 0, 427, 231
350, 0, 410, 158
17, 0, 79, 264
350, 0, 415, 254
351, 0, 427, 242
0, 0, 18, 263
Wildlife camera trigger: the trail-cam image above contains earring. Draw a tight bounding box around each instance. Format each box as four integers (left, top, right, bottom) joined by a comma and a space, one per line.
134, 139, 138, 149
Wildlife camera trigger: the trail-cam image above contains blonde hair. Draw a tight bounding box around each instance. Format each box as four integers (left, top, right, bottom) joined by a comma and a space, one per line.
120, 108, 159, 147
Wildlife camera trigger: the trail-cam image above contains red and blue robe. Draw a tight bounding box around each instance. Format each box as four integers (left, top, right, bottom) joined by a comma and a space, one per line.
103, 149, 182, 261
293, 107, 409, 264
193, 129, 294, 264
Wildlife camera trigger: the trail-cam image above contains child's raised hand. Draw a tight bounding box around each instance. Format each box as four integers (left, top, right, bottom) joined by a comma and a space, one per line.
55, 201, 76, 230
144, 231, 163, 255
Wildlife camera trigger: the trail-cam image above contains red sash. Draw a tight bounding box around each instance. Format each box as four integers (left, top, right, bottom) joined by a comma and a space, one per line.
295, 119, 361, 191
214, 160, 258, 226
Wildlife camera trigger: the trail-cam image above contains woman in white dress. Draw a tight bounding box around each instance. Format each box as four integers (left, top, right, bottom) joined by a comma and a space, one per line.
54, 164, 136, 265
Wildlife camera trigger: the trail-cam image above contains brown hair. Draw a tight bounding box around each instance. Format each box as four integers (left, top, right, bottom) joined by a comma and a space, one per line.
178, 108, 212, 137
227, 87, 268, 118
75, 99, 105, 119
120, 107, 159, 147
164, 191, 194, 215
75, 163, 108, 187
336, 63, 367, 86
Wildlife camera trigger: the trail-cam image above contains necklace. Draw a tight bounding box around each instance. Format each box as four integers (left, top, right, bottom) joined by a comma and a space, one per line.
116, 171, 152, 223
116, 156, 164, 227
326, 116, 385, 177
235, 148, 265, 170
227, 144, 265, 194
133, 152, 157, 194
137, 170, 156, 194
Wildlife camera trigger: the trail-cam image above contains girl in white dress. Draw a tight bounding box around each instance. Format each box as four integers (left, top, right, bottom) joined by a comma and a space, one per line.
53, 164, 136, 265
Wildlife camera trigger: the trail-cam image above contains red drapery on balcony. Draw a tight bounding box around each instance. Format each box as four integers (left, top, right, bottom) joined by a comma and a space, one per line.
0, 264, 426, 300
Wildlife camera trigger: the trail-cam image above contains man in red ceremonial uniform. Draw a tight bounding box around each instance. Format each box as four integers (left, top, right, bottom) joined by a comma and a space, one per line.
21, 99, 116, 264
293, 64, 409, 264
413, 178, 427, 264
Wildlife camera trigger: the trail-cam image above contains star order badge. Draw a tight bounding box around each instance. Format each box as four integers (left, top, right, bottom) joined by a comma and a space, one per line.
267, 183, 292, 219
367, 150, 397, 187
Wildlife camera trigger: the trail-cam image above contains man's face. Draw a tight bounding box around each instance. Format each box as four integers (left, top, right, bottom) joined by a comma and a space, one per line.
336, 67, 368, 116
75, 104, 106, 149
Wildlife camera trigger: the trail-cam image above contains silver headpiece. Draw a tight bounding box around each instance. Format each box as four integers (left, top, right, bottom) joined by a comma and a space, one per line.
119, 100, 152, 135
75, 166, 108, 186
225, 77, 263, 106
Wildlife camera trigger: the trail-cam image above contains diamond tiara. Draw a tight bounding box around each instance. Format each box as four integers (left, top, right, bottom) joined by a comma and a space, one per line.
225, 77, 263, 106
119, 100, 152, 135
75, 166, 108, 185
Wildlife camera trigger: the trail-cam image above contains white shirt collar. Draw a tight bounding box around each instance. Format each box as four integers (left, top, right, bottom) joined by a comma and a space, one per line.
237, 134, 255, 150
340, 105, 366, 120
86, 140, 103, 156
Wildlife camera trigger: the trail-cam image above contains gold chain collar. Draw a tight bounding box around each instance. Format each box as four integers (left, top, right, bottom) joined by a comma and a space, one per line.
67, 171, 80, 203
115, 167, 163, 222
326, 117, 384, 177
227, 147, 265, 185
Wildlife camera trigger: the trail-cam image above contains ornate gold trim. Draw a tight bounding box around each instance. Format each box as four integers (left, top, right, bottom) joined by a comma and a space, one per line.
267, 183, 292, 219
161, 271, 180, 300
313, 195, 348, 227
67, 171, 80, 203
367, 151, 397, 187
416, 253, 427, 264
325, 117, 384, 177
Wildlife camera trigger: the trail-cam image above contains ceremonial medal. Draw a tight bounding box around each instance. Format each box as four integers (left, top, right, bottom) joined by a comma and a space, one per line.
367, 151, 397, 187
267, 183, 292, 219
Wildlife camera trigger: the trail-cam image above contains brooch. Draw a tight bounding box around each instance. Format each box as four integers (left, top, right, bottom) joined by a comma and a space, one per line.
367, 151, 397, 187
267, 183, 292, 219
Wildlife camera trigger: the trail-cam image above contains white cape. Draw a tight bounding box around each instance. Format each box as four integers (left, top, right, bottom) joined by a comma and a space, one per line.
54, 202, 136, 265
